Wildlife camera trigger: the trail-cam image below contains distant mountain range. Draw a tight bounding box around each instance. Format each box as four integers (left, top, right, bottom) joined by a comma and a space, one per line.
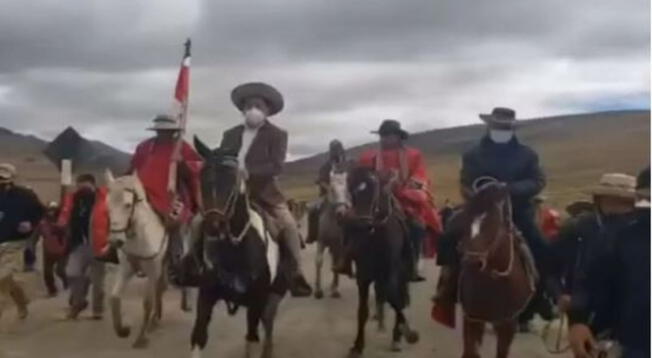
0, 109, 649, 206
282, 110, 650, 207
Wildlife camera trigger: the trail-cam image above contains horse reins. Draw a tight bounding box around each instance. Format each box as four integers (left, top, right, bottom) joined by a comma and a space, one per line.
202, 171, 253, 244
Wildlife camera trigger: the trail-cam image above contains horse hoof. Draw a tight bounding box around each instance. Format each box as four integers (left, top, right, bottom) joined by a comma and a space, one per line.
133, 337, 149, 349
390, 341, 401, 352
116, 326, 131, 338
405, 330, 419, 344
314, 290, 324, 299
330, 291, 341, 299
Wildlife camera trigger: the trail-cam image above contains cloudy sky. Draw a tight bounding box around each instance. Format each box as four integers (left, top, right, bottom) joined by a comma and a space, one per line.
0, 0, 649, 159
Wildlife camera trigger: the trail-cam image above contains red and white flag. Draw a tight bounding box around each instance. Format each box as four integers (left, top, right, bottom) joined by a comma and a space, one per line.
173, 38, 191, 126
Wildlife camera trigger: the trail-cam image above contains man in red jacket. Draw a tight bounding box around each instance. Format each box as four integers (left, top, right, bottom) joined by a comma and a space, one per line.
352, 120, 443, 280
129, 114, 202, 270
58, 174, 109, 319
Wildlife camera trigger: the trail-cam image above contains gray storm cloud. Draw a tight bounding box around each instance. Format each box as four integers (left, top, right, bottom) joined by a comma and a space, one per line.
0, 0, 648, 158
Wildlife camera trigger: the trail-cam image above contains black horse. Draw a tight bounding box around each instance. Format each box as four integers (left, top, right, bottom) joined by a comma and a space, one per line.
188, 137, 289, 358
342, 166, 419, 357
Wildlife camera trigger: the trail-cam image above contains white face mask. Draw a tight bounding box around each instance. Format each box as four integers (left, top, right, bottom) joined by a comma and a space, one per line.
243, 108, 266, 128
489, 129, 514, 144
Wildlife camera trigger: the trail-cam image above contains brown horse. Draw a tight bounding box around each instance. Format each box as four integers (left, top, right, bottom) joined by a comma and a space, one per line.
457, 177, 537, 358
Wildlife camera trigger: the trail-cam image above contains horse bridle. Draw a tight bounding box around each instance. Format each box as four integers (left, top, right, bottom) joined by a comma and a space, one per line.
109, 188, 143, 235
463, 177, 516, 277
201, 168, 252, 243
351, 172, 394, 227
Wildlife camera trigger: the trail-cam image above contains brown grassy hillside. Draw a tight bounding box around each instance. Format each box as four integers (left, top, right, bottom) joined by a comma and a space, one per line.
281, 110, 650, 210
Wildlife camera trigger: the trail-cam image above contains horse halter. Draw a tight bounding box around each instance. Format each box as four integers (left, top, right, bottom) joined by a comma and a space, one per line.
463, 177, 516, 277
110, 188, 144, 235
202, 158, 244, 220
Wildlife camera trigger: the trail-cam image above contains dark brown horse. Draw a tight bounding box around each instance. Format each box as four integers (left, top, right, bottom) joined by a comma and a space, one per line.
340, 166, 419, 357
457, 177, 537, 358
187, 138, 289, 358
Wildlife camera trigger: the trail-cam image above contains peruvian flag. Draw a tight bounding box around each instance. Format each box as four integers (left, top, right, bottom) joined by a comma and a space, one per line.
173, 38, 191, 125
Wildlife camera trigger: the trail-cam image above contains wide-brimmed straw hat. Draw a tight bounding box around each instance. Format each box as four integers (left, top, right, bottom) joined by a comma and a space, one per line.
589, 173, 636, 199
371, 119, 409, 139
635, 167, 650, 208
0, 163, 16, 180
147, 114, 181, 131
479, 107, 519, 129
231, 82, 284, 116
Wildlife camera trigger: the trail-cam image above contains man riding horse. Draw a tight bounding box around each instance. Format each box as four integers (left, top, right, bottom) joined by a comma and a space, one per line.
338, 119, 442, 281
459, 107, 552, 330
306, 139, 348, 244
129, 114, 203, 268
218, 82, 312, 297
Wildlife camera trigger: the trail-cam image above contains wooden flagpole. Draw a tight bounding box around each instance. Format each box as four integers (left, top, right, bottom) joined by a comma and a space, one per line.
167, 39, 191, 201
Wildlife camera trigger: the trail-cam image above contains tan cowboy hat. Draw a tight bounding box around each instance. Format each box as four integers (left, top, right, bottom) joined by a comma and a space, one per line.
147, 114, 182, 131
589, 173, 636, 199
0, 163, 16, 180
479, 107, 519, 129
231, 82, 284, 116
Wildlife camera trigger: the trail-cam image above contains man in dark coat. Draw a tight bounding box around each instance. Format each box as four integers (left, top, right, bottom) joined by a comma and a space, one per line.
219, 82, 312, 297
569, 167, 650, 358
460, 107, 551, 329
306, 139, 347, 244
548, 173, 636, 317
0, 163, 44, 321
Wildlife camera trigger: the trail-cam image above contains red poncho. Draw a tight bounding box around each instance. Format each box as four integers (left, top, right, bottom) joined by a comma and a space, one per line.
538, 206, 561, 242
130, 138, 202, 223
359, 147, 443, 256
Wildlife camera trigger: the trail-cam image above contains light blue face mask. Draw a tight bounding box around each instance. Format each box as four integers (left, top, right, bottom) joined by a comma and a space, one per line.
489, 129, 514, 143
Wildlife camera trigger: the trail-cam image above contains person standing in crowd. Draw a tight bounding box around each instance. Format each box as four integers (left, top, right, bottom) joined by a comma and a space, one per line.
568, 167, 650, 358
58, 174, 109, 320
460, 107, 552, 331
548, 174, 636, 316
0, 163, 44, 321
34, 201, 68, 297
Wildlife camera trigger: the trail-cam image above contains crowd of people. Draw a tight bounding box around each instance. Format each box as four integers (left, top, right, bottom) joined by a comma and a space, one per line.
0, 81, 648, 358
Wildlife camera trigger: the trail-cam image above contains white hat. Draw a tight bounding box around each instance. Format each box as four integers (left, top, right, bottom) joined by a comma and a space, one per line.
147, 114, 182, 131
0, 163, 16, 180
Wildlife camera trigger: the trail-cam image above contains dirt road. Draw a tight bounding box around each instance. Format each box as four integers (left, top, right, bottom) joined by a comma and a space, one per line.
0, 246, 568, 358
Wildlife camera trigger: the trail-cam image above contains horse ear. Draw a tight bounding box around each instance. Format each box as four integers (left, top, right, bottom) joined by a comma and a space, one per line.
104, 169, 115, 183
194, 135, 212, 159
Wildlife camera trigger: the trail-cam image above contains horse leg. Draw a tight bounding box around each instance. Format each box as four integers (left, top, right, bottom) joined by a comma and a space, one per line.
462, 318, 485, 358
314, 242, 324, 299
373, 280, 386, 332
190, 288, 218, 358
329, 247, 341, 298
110, 256, 133, 338
261, 293, 282, 358
349, 279, 371, 358
493, 320, 517, 358
388, 302, 419, 352
133, 261, 158, 349
150, 263, 167, 332
245, 302, 263, 358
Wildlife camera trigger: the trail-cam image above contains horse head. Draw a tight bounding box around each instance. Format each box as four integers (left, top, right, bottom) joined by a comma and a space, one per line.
460, 177, 512, 273
344, 165, 395, 227
194, 136, 246, 236
328, 163, 351, 217
105, 170, 148, 248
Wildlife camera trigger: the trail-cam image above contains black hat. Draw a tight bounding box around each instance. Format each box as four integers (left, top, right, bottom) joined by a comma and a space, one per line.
479, 107, 518, 129
371, 119, 408, 139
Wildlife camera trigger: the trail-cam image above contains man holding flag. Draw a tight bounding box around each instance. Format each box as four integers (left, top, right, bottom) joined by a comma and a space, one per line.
128, 40, 201, 266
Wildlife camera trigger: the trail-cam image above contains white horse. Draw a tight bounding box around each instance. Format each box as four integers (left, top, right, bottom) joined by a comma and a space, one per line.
105, 172, 168, 349
314, 168, 350, 299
